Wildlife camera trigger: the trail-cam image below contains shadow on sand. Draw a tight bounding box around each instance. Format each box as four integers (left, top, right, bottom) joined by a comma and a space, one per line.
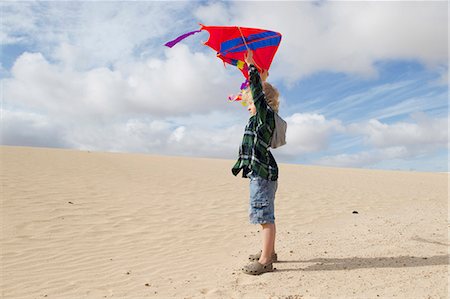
274, 254, 449, 272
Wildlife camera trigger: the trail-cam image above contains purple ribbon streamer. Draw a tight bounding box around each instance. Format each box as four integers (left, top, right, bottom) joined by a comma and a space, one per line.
240, 79, 249, 90
164, 29, 202, 48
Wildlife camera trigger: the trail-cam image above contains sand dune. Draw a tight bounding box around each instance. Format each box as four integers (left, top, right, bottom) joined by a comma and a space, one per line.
1, 146, 448, 298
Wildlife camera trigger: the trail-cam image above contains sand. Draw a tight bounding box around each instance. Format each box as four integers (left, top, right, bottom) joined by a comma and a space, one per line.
1, 145, 448, 299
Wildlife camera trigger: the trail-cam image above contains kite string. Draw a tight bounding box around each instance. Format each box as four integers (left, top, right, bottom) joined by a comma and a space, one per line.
238, 26, 249, 51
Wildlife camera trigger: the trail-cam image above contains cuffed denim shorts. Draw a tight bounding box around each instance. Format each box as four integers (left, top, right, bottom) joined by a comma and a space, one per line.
248, 172, 278, 224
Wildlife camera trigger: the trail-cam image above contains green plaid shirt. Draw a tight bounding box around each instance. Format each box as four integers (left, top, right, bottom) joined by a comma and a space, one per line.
231, 64, 279, 181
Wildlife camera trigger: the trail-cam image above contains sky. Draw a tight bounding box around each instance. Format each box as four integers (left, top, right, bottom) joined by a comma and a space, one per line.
1, 0, 448, 172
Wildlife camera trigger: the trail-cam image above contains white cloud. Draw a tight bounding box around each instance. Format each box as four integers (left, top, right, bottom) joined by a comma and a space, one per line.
1, 105, 247, 160
164, 123, 244, 158
50, 1, 181, 70
193, 2, 231, 25
275, 112, 344, 157
1, 2, 194, 69
121, 45, 241, 116
2, 45, 248, 157
4, 52, 125, 119
314, 146, 428, 169
67, 117, 245, 159
0, 2, 40, 45
169, 126, 186, 143
316, 112, 448, 168
3, 46, 241, 119
194, 1, 448, 84
348, 112, 448, 150
65, 118, 178, 153
1, 110, 66, 148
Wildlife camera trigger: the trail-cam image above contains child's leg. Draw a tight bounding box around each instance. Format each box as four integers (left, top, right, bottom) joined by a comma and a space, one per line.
270, 222, 276, 253
258, 223, 276, 264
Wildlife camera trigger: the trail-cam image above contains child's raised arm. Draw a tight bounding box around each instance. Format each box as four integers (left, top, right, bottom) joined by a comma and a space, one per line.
244, 50, 269, 81
244, 50, 273, 126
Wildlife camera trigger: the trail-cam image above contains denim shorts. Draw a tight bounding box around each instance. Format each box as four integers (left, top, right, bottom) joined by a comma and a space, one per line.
248, 172, 278, 224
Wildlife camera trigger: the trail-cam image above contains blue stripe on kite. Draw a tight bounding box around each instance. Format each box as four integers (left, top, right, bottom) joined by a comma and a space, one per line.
221, 35, 281, 55
220, 31, 278, 53
246, 31, 278, 43
220, 31, 280, 55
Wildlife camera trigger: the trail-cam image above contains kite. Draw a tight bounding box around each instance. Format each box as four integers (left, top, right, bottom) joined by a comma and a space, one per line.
165, 24, 282, 103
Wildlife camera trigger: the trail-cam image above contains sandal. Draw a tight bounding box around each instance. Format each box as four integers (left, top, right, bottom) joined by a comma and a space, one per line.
248, 250, 278, 262
242, 261, 274, 275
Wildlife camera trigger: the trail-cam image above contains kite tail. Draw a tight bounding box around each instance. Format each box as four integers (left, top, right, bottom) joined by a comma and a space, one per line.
164, 30, 202, 48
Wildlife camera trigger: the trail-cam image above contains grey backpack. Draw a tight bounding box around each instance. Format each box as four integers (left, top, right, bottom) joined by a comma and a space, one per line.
270, 113, 287, 149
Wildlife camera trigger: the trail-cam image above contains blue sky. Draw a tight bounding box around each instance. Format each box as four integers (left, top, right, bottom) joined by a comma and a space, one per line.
1, 1, 448, 172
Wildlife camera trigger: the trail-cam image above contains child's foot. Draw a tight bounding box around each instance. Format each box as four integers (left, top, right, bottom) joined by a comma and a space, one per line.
258, 256, 272, 265
248, 250, 278, 262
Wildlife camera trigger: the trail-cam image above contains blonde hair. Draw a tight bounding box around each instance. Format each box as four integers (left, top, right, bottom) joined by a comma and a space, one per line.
242, 82, 280, 113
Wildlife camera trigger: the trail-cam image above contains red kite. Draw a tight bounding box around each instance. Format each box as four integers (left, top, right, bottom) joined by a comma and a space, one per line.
165, 24, 282, 101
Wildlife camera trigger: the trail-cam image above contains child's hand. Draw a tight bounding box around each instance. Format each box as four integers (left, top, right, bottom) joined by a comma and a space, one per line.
245, 49, 265, 76
244, 49, 255, 66
261, 69, 269, 81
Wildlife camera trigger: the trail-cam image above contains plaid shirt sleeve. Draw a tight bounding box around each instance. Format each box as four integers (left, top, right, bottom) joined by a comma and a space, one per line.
249, 64, 275, 133
248, 64, 275, 132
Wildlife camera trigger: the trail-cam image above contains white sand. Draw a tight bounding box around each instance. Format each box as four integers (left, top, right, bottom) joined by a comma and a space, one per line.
1, 146, 448, 299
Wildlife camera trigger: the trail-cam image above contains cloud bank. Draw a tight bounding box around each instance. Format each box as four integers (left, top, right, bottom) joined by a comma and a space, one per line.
1, 1, 447, 171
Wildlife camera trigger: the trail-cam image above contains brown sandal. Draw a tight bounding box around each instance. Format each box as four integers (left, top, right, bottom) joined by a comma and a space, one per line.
242, 261, 274, 275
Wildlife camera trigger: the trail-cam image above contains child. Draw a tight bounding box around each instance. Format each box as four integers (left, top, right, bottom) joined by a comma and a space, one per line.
231, 49, 280, 275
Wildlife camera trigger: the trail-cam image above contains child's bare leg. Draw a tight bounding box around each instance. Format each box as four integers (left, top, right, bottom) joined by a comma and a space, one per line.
270, 222, 276, 253
258, 223, 276, 264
